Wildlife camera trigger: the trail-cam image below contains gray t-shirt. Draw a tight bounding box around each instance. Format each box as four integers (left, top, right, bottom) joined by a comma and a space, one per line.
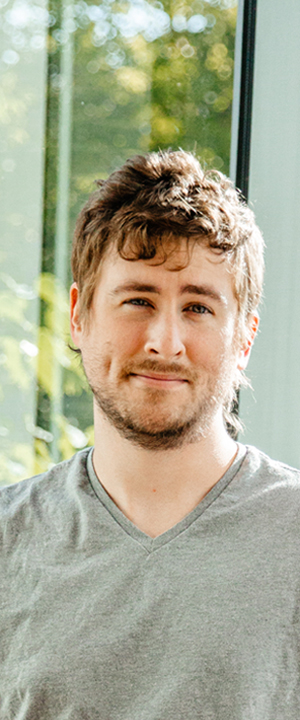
0, 444, 300, 719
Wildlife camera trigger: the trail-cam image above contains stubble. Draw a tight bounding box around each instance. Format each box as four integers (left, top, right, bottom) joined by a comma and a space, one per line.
83, 356, 235, 451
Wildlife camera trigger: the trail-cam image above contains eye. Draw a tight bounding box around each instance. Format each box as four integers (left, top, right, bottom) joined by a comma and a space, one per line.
124, 298, 153, 308
184, 303, 212, 315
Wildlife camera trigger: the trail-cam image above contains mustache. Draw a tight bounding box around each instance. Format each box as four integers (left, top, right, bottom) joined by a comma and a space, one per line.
120, 358, 197, 383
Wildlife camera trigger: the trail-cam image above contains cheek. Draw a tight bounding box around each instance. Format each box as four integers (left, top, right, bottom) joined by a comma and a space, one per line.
190, 325, 236, 369
102, 326, 145, 372
115, 321, 146, 354
218, 317, 237, 352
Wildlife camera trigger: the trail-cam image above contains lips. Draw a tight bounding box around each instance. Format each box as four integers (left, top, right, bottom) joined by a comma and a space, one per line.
130, 372, 188, 388
134, 373, 187, 382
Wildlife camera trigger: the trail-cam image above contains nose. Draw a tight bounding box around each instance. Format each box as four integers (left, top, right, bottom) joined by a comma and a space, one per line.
144, 310, 186, 359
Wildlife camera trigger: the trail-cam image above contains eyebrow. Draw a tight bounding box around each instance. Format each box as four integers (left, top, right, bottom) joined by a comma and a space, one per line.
110, 282, 226, 305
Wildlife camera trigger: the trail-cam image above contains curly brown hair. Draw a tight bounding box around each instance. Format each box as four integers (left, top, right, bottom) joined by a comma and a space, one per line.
71, 150, 264, 432
72, 149, 264, 327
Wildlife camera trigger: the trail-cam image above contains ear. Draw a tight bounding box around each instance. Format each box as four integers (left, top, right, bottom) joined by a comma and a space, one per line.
70, 283, 83, 348
237, 314, 259, 371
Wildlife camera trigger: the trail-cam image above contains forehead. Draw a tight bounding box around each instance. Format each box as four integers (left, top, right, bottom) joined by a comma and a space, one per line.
94, 242, 236, 303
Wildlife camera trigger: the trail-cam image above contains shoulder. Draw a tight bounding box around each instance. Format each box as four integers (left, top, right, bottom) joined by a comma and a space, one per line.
243, 444, 300, 482
237, 444, 300, 512
0, 449, 92, 525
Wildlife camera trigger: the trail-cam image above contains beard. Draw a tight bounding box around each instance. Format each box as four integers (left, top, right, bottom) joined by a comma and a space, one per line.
83, 356, 235, 452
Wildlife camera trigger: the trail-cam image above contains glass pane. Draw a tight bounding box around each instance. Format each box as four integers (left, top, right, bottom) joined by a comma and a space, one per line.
0, 0, 48, 483
1, 0, 238, 483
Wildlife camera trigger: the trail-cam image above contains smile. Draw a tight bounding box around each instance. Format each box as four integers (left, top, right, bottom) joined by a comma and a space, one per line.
130, 373, 188, 388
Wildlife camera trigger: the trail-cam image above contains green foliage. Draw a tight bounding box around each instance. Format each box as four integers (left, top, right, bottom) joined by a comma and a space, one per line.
69, 0, 237, 226
44, 0, 237, 274
0, 272, 93, 485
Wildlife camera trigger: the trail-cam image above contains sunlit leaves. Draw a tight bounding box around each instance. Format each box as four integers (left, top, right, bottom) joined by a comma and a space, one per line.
116, 66, 150, 93
0, 336, 32, 389
0, 271, 91, 483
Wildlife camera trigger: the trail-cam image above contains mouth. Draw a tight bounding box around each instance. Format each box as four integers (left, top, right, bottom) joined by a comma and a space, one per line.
130, 373, 188, 388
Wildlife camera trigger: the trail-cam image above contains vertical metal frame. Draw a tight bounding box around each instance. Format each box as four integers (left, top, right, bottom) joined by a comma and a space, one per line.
229, 0, 257, 432
230, 0, 258, 200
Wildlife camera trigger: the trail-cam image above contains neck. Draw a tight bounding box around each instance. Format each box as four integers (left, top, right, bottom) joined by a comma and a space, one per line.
92, 404, 238, 538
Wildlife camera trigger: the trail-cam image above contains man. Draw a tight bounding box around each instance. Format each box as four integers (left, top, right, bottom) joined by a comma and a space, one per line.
1, 150, 299, 719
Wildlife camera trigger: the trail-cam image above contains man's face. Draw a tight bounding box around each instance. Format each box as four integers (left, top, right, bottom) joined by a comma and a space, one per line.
70, 243, 253, 450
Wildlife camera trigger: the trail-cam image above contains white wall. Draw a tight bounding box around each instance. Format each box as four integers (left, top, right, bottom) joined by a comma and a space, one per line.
239, 0, 300, 467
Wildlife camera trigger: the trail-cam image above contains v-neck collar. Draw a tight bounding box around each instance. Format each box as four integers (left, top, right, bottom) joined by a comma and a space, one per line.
86, 444, 247, 553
